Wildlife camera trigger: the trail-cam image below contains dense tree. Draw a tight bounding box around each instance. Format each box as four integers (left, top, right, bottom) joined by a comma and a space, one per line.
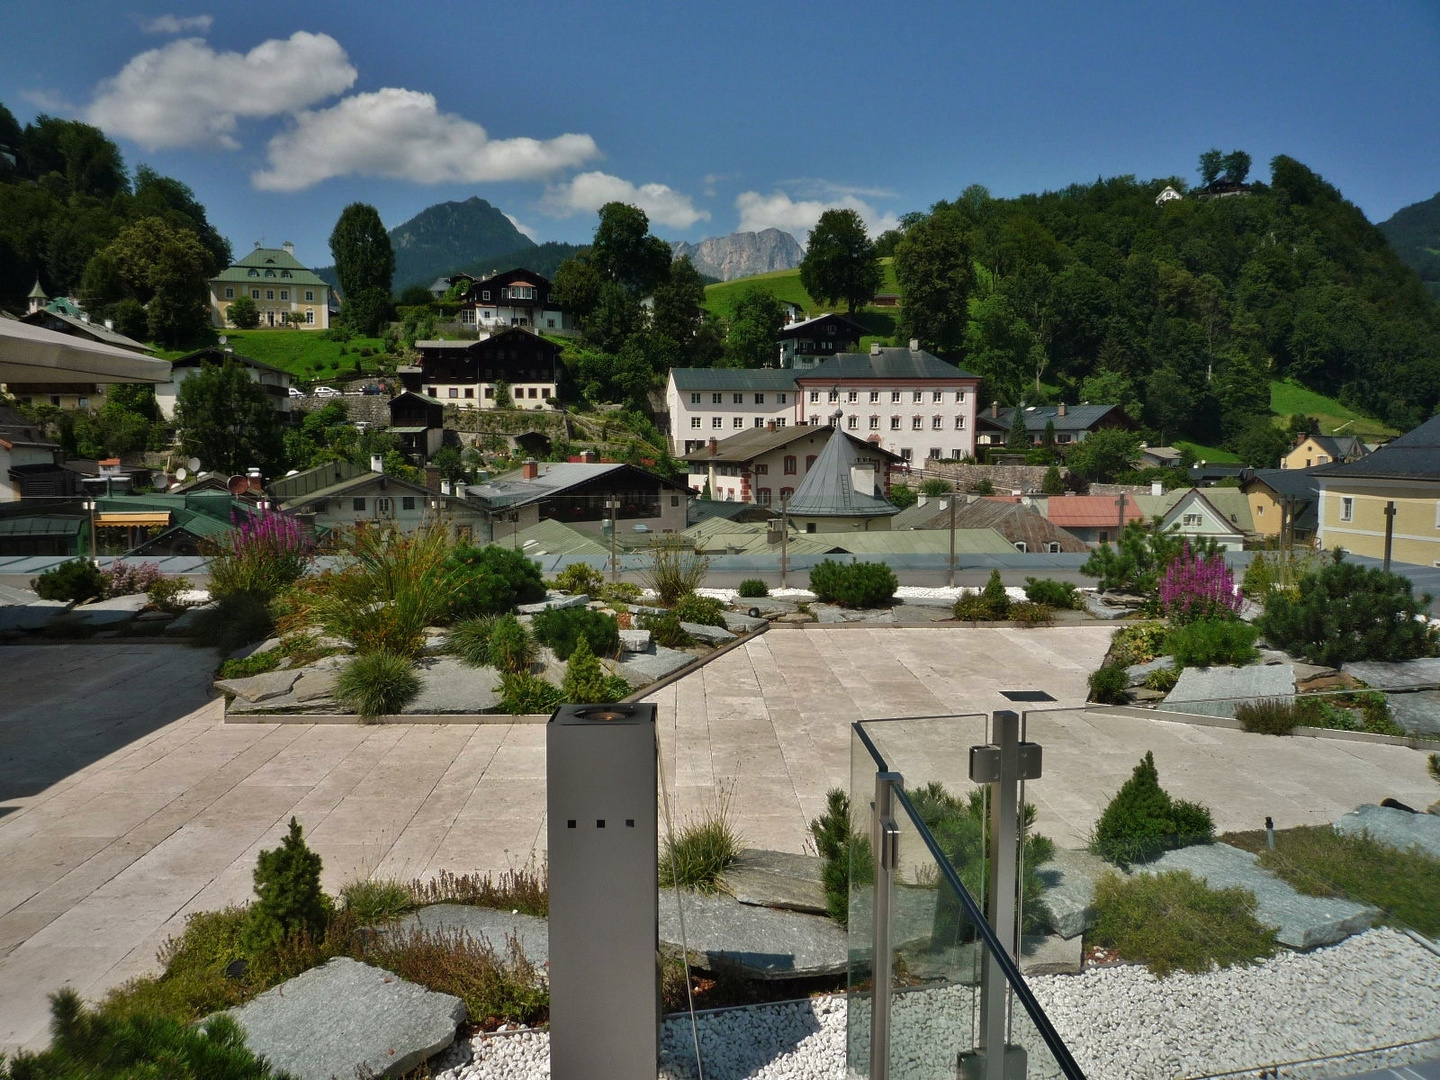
723, 287, 786, 369
174, 360, 285, 475
329, 203, 394, 334
590, 202, 671, 296
92, 216, 214, 347
227, 294, 259, 329
1065, 429, 1142, 483
1198, 149, 1223, 187
1230, 417, 1291, 468
799, 208, 882, 313
895, 205, 976, 356
552, 254, 603, 320
1006, 408, 1030, 449
1222, 151, 1252, 185
130, 165, 231, 270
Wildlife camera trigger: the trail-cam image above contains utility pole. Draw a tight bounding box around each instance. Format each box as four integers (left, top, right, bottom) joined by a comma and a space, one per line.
608, 495, 619, 583
948, 494, 957, 588
1383, 500, 1396, 573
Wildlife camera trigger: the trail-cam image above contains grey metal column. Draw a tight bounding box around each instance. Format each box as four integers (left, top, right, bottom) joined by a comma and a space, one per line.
869, 770, 902, 1080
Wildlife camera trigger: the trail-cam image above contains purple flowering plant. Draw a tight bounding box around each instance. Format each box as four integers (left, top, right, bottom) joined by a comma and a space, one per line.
1158, 546, 1242, 624
208, 510, 314, 600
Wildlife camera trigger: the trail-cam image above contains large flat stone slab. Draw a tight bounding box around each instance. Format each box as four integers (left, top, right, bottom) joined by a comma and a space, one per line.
386, 903, 549, 967
719, 848, 827, 915
617, 646, 693, 685
1164, 663, 1295, 718
659, 888, 846, 979
1343, 656, 1440, 690
1036, 847, 1111, 938
1334, 804, 1440, 860
721, 610, 768, 633
1126, 656, 1175, 688
515, 593, 588, 614
225, 957, 465, 1080
0, 600, 69, 631
406, 657, 499, 713
68, 593, 148, 626
679, 620, 735, 646
1146, 842, 1379, 949
811, 603, 848, 624
1019, 932, 1084, 975
214, 669, 300, 703
291, 669, 339, 703
619, 627, 652, 653
1384, 690, 1440, 737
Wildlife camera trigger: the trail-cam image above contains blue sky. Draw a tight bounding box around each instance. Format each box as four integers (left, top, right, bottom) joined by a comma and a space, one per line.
3, 1, 1438, 271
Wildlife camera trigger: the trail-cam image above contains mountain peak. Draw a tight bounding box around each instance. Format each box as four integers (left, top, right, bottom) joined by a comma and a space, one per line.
672, 229, 804, 281
386, 198, 534, 289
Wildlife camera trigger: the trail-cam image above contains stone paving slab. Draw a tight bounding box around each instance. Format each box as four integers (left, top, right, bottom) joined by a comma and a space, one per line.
1334, 804, 1440, 859
680, 621, 735, 646
385, 904, 549, 966
1037, 848, 1110, 938
0, 600, 69, 631
617, 645, 694, 684
1146, 842, 1380, 949
407, 657, 500, 713
515, 593, 587, 614
214, 670, 301, 703
225, 957, 465, 1080
721, 611, 768, 633
719, 848, 827, 914
659, 888, 846, 979
67, 595, 148, 626
1344, 658, 1440, 690
1384, 690, 1440, 737
1165, 664, 1295, 717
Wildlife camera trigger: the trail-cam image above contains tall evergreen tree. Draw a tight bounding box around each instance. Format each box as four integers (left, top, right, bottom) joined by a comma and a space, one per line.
329, 203, 394, 334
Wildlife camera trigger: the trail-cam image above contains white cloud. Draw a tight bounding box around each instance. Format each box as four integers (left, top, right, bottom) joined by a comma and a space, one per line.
736, 190, 900, 244
253, 88, 599, 192
541, 171, 709, 230
505, 213, 537, 241
138, 14, 214, 34
86, 32, 356, 149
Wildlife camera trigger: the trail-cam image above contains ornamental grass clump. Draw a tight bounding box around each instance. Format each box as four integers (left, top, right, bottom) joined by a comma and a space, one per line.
645, 536, 709, 604
207, 510, 314, 602
1159, 547, 1242, 624
661, 790, 744, 893
336, 651, 421, 720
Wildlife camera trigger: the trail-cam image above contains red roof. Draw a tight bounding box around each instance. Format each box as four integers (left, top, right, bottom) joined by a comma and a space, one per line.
1046, 494, 1144, 529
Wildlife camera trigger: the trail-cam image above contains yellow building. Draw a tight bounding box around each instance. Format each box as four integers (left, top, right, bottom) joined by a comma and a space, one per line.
209, 243, 331, 330
1314, 416, 1440, 566
1282, 433, 1366, 471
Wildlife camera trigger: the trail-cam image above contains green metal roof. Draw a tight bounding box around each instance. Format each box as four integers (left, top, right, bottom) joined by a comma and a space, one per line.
509, 518, 609, 558
212, 247, 329, 288
0, 516, 82, 538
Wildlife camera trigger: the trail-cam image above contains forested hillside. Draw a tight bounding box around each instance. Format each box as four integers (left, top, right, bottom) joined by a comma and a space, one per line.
0, 101, 229, 347
887, 155, 1440, 446
1378, 191, 1440, 301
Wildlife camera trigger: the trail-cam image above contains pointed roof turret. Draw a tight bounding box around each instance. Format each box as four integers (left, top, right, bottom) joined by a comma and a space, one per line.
783, 421, 900, 518
27, 279, 47, 300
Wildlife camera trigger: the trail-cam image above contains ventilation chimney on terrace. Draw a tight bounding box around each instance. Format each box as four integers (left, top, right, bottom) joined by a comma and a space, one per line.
708, 437, 718, 457
521, 458, 539, 480
870, 341, 882, 356
909, 338, 919, 352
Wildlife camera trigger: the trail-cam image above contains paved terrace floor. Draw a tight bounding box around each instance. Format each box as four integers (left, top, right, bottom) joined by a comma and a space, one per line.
2, 630, 1438, 1053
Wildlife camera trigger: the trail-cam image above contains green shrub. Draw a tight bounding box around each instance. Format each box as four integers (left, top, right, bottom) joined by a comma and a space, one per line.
918, 478, 951, 496
1088, 665, 1130, 704
1091, 751, 1214, 867
188, 592, 275, 653
809, 789, 866, 926
1257, 553, 1440, 667
335, 651, 421, 719
1091, 870, 1278, 976
98, 907, 251, 1022
952, 593, 992, 622
978, 569, 1011, 618
447, 543, 545, 618
672, 593, 726, 627
217, 649, 283, 680
1107, 622, 1169, 666
553, 562, 605, 597
1023, 577, 1081, 609
147, 576, 193, 613
31, 559, 103, 603
1167, 618, 1259, 667
560, 638, 630, 703
598, 580, 642, 603
1081, 519, 1221, 596
808, 559, 898, 608
1235, 697, 1297, 735
447, 614, 500, 667
971, 478, 996, 495
240, 817, 331, 957
533, 605, 620, 660
660, 795, 744, 894
644, 536, 709, 604
0, 989, 285, 1079
1142, 665, 1180, 693
1241, 551, 1277, 600
1009, 601, 1053, 625
738, 578, 770, 598
498, 672, 564, 714
1293, 692, 1405, 736
360, 928, 547, 1030
486, 614, 537, 674
644, 612, 695, 648
339, 878, 414, 924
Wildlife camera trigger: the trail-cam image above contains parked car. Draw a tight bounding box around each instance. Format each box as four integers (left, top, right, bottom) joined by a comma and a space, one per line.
288, 387, 304, 398
313, 386, 340, 397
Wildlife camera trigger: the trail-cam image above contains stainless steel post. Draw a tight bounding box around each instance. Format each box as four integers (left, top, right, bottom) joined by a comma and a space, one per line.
981, 710, 1020, 1080
948, 495, 957, 588
869, 770, 901, 1080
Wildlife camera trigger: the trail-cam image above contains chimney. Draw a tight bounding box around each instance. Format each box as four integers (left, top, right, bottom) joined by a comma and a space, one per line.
104, 318, 114, 331
1151, 480, 1164, 497
909, 338, 919, 352
991, 400, 1000, 419
424, 465, 442, 491
283, 241, 295, 256
440, 479, 453, 496
370, 454, 384, 473
521, 458, 539, 480
580, 449, 597, 463
708, 437, 718, 457
870, 341, 881, 356
766, 419, 776, 432
1057, 401, 1067, 417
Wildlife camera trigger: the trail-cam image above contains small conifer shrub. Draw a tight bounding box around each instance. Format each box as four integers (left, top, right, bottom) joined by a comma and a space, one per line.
240, 817, 331, 956
1090, 751, 1214, 868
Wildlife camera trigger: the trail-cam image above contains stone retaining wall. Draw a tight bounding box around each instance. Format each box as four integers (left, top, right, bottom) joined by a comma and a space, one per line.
916, 462, 1147, 498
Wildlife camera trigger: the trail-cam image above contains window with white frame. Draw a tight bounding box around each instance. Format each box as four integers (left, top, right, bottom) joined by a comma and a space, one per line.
933, 391, 943, 403
810, 391, 820, 403
955, 416, 966, 429
755, 393, 765, 404
713, 393, 723, 403
870, 416, 880, 430
956, 390, 966, 403
305, 290, 314, 302
755, 417, 766, 427
778, 393, 787, 404
869, 390, 880, 403
1341, 497, 1354, 522
280, 290, 288, 300
828, 390, 840, 403
1182, 513, 1202, 526
929, 447, 942, 458
848, 415, 858, 429
691, 417, 702, 428
734, 393, 744, 404
733, 417, 744, 428
891, 416, 901, 430
713, 417, 723, 428
891, 390, 901, 403
932, 416, 943, 429
224, 287, 234, 298
848, 390, 858, 402
913, 391, 923, 403
691, 392, 701, 404
306, 310, 314, 324
912, 416, 923, 430
900, 448, 913, 461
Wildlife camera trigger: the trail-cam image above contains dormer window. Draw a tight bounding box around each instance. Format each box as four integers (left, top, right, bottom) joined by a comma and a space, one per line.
281, 270, 292, 278
264, 269, 276, 277
248, 269, 259, 277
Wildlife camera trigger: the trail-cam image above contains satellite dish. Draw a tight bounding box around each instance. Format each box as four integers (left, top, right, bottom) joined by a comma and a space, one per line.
218, 334, 228, 345
227, 474, 249, 496
188, 457, 201, 472
175, 467, 188, 481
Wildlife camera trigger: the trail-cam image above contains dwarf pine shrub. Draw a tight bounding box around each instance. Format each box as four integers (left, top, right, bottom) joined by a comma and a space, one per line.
1091, 751, 1214, 867
1024, 577, 1081, 609
808, 559, 898, 608
738, 578, 770, 598
533, 605, 619, 660
240, 818, 331, 957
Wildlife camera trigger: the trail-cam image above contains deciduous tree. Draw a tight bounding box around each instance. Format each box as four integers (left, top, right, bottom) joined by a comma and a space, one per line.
799, 208, 882, 314
174, 359, 284, 475
895, 206, 975, 356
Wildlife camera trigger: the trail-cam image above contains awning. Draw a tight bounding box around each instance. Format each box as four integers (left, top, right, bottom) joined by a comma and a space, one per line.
95, 512, 172, 527
0, 319, 171, 385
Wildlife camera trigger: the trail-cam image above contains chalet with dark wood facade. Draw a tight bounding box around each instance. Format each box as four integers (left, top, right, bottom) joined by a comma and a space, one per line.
414, 327, 564, 410
457, 268, 573, 332
777, 313, 864, 369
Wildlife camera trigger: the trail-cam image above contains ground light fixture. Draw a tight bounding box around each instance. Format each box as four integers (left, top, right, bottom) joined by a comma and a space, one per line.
546, 702, 659, 1080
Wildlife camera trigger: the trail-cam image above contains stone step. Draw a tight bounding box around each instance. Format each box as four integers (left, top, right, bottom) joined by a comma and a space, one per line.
719, 848, 827, 915
1334, 804, 1440, 860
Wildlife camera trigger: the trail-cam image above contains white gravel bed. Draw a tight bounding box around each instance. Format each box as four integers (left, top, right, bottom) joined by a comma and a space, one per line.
430, 929, 1440, 1080
692, 585, 1087, 604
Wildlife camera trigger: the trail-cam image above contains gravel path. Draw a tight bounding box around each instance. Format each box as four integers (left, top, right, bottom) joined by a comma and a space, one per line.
431, 929, 1440, 1080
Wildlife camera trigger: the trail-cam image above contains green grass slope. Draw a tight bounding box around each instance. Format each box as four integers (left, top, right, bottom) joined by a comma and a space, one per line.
1269, 379, 1398, 439
702, 260, 902, 341
155, 330, 388, 382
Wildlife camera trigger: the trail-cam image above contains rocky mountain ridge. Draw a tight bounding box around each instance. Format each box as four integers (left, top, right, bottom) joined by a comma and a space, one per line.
671, 229, 804, 281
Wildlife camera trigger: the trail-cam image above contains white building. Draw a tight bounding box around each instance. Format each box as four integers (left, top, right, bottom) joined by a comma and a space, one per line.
665, 369, 799, 455
155, 347, 293, 421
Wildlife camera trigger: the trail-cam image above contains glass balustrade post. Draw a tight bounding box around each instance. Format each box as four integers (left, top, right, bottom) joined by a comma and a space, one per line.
869, 770, 902, 1080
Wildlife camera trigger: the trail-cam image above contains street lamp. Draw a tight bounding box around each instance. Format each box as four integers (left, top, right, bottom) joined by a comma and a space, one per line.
82, 499, 97, 565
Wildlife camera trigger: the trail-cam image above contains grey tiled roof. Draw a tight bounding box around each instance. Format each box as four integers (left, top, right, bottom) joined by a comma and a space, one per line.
1312, 414, 1440, 481
800, 347, 978, 381
782, 424, 899, 518
682, 424, 901, 464
669, 369, 800, 392
977, 404, 1129, 432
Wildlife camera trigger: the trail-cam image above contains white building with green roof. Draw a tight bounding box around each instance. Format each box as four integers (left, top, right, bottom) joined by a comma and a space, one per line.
209, 242, 331, 330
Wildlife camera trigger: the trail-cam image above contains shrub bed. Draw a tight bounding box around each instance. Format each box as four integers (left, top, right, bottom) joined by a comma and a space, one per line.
738, 578, 770, 598
532, 605, 620, 660
552, 562, 604, 597
809, 559, 898, 608
498, 672, 564, 714
1167, 618, 1259, 667
672, 593, 726, 627
1023, 577, 1081, 609
446, 543, 545, 618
